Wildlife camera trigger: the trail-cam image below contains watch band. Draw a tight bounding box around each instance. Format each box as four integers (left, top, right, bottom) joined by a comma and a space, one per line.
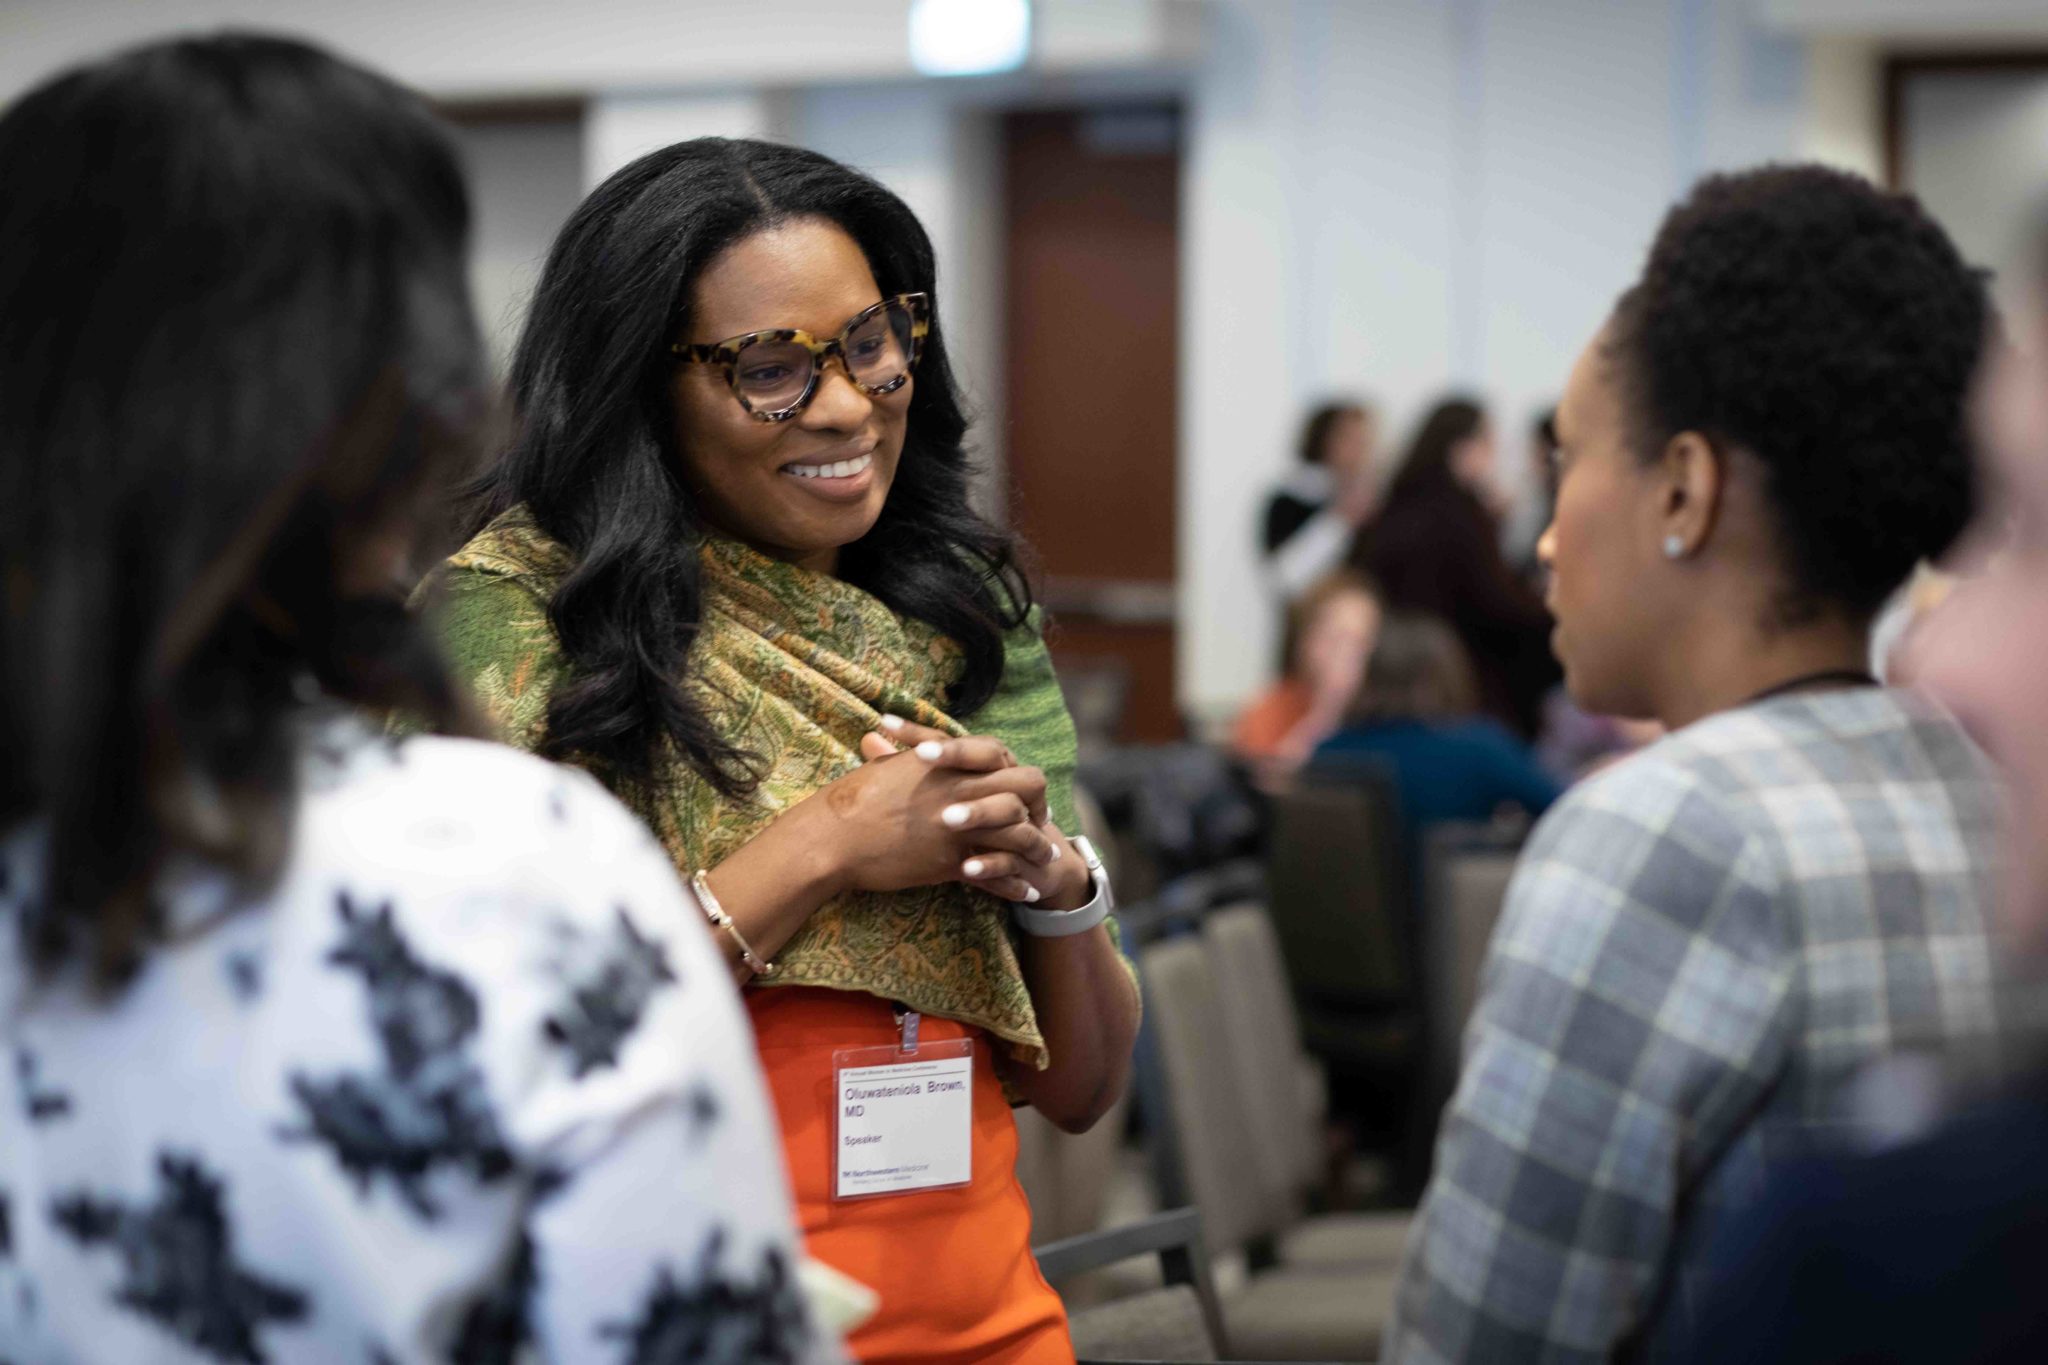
1012, 836, 1115, 938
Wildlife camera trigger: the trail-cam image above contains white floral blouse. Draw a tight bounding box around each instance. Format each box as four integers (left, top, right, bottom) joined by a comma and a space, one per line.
0, 718, 837, 1364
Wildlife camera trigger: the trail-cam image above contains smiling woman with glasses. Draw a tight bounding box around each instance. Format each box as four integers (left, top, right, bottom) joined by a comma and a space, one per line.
431, 138, 1138, 1363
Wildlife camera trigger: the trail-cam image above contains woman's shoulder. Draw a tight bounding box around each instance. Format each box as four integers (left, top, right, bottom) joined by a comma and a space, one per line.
429, 509, 577, 744
298, 722, 669, 913
1529, 688, 1981, 868
281, 724, 753, 1198
443, 502, 575, 585
1645, 687, 1994, 821
1524, 733, 1758, 869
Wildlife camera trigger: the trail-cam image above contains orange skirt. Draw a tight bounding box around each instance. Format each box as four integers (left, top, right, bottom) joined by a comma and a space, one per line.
747, 985, 1074, 1365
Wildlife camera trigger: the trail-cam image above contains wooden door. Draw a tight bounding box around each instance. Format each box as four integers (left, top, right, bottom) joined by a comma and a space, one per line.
1003, 106, 1182, 743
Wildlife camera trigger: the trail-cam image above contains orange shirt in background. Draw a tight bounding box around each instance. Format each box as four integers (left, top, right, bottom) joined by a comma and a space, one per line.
1231, 678, 1313, 760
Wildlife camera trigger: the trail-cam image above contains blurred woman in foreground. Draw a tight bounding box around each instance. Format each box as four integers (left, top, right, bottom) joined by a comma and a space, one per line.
0, 36, 823, 1363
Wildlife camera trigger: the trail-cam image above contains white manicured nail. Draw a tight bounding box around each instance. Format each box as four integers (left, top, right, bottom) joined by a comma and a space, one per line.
963, 858, 986, 877
880, 714, 904, 730
1049, 843, 1062, 861
916, 741, 944, 761
942, 804, 971, 828
1024, 887, 1041, 903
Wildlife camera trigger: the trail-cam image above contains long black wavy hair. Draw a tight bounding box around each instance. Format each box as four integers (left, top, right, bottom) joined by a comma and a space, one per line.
0, 35, 488, 985
469, 137, 1030, 798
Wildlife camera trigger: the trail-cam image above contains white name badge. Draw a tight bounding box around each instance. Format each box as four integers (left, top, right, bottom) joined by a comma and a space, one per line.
831, 1029, 974, 1201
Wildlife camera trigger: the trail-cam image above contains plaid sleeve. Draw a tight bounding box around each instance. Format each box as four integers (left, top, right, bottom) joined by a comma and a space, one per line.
1385, 755, 1796, 1363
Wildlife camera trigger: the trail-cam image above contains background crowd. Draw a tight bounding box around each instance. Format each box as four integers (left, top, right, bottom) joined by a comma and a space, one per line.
10, 4, 2048, 1365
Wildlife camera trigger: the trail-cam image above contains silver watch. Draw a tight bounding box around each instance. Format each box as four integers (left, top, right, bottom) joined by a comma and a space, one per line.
1012, 835, 1115, 937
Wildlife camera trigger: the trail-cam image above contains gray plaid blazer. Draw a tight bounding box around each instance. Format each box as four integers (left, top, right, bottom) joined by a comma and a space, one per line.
1386, 688, 2004, 1363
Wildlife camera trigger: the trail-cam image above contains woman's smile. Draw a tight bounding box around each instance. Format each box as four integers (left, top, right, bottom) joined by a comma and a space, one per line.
779, 448, 877, 501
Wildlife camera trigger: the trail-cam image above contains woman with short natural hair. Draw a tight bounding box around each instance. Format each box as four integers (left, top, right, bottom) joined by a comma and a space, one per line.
1388, 164, 2007, 1363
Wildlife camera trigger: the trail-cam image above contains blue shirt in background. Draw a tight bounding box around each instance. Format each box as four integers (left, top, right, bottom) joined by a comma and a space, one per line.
1313, 717, 1563, 843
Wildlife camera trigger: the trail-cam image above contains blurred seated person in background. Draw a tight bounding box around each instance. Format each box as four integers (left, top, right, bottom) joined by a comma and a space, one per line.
1353, 397, 1561, 739
1263, 399, 1381, 600
1232, 570, 1381, 788
1505, 406, 1561, 586
433, 136, 1138, 1363
1313, 610, 1562, 874
1388, 164, 2005, 1363
1671, 272, 2048, 1365
0, 36, 825, 1362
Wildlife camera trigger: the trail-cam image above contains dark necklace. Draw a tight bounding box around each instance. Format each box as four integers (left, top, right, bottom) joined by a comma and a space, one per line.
1744, 668, 1880, 708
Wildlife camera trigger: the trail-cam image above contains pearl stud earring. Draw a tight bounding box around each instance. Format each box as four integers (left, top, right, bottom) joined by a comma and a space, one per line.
1663, 535, 1687, 560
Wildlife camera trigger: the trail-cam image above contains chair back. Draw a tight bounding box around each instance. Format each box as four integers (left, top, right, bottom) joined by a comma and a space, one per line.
1137, 936, 1280, 1252
1265, 760, 1413, 1009
1419, 827, 1523, 1069
1436, 852, 1517, 1049
1417, 824, 1525, 1135
1202, 903, 1321, 1204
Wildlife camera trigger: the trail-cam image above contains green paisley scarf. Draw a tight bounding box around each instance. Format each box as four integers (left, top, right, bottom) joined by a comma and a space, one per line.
432, 505, 1083, 1068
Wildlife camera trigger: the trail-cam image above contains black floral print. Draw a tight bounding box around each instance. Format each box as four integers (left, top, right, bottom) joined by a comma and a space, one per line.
281, 892, 512, 1219
224, 950, 263, 1003
600, 1228, 812, 1365
15, 1049, 70, 1124
543, 908, 677, 1078
683, 1083, 721, 1147
48, 1152, 308, 1363
448, 1228, 537, 1365
0, 725, 829, 1362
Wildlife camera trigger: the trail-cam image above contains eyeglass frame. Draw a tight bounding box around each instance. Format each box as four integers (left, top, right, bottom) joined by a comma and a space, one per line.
668, 292, 932, 423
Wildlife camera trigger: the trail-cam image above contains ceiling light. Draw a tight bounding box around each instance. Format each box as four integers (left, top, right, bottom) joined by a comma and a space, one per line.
908, 0, 1032, 77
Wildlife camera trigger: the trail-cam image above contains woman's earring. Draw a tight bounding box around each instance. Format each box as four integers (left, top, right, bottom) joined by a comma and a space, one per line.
1663, 534, 1687, 560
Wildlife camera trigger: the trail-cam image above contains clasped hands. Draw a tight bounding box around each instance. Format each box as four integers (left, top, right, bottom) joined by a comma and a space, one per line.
830, 713, 1091, 912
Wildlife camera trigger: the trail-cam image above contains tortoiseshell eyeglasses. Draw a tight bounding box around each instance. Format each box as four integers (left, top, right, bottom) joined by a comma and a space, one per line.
669, 292, 931, 423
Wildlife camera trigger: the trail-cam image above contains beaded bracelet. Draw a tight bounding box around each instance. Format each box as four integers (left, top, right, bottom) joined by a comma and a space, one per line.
691, 869, 778, 978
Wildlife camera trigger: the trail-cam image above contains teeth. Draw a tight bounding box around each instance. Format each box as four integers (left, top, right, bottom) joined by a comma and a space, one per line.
785, 453, 872, 480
